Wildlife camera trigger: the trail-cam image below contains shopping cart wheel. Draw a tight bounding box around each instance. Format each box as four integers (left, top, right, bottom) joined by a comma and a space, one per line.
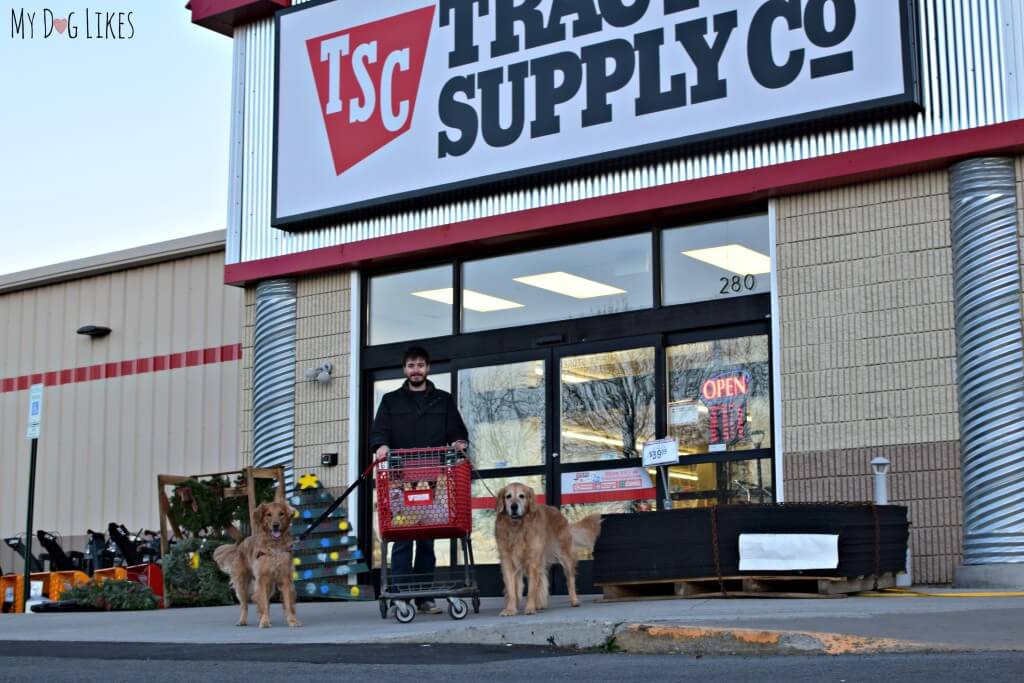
395, 600, 416, 624
472, 596, 481, 614
378, 599, 389, 620
448, 598, 468, 620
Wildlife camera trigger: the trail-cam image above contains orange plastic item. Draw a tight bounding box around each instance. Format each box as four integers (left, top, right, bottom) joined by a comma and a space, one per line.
92, 567, 128, 582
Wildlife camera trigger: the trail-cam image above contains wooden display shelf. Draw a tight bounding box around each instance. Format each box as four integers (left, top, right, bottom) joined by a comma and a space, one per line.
156, 466, 285, 606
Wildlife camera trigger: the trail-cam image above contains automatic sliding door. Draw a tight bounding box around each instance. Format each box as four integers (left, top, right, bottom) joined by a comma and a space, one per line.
456, 357, 548, 566
557, 345, 658, 523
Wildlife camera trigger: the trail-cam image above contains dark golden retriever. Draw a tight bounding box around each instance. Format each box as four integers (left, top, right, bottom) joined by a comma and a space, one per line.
494, 482, 601, 616
213, 500, 301, 628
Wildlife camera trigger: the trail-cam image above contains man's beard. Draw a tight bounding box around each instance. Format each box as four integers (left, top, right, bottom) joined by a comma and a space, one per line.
407, 375, 426, 387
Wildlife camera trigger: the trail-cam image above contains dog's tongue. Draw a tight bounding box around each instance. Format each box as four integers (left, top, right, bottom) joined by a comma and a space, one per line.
272, 530, 281, 539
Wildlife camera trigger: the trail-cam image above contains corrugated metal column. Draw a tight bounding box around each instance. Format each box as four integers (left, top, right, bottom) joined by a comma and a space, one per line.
950, 158, 1024, 587
253, 279, 297, 492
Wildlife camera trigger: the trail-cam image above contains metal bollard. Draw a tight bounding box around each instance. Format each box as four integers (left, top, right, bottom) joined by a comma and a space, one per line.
870, 457, 890, 505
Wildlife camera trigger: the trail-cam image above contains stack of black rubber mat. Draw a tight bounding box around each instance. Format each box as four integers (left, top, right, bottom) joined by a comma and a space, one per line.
592, 504, 908, 584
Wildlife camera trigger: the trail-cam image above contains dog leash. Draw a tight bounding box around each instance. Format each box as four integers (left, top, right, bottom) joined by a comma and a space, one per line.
296, 453, 387, 542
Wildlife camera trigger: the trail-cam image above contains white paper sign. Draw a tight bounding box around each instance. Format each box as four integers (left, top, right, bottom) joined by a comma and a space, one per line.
26, 383, 43, 440
738, 533, 839, 571
642, 437, 679, 468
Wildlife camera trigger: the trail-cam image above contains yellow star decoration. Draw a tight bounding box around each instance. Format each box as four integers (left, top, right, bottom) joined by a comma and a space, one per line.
298, 473, 321, 490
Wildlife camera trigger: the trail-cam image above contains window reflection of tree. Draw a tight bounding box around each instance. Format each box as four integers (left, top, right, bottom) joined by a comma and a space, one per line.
561, 349, 655, 461
458, 363, 545, 470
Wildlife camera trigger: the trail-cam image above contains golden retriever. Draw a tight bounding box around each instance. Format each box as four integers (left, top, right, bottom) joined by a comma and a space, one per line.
213, 501, 301, 628
494, 482, 601, 616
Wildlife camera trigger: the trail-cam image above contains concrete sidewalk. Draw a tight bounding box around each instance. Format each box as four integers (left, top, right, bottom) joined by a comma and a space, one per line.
2, 590, 1023, 655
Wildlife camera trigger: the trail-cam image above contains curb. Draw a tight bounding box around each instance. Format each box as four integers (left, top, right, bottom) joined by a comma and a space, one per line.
613, 624, 946, 656
384, 618, 946, 656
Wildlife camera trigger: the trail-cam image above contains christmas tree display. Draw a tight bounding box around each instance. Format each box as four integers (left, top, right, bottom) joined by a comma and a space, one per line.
290, 473, 373, 600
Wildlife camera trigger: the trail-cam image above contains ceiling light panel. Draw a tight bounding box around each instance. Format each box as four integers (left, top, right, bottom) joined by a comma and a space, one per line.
412, 288, 523, 312
682, 244, 771, 275
514, 271, 626, 299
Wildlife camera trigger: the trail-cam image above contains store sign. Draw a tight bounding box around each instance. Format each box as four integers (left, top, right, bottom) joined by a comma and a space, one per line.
274, 0, 919, 226
561, 467, 652, 494
700, 369, 750, 447
641, 437, 680, 468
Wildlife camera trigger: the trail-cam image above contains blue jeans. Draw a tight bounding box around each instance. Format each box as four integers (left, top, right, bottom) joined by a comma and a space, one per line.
390, 540, 435, 605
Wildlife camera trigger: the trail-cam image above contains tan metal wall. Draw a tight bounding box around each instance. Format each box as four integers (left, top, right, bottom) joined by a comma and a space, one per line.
0, 250, 243, 570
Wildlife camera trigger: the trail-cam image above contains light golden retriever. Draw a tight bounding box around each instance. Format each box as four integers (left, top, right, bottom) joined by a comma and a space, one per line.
213, 501, 301, 628
494, 482, 601, 616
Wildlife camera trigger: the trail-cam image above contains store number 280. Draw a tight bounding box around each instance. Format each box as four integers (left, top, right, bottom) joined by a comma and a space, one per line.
720, 275, 758, 295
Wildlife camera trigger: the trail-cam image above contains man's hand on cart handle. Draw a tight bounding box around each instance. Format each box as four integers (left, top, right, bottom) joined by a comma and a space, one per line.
375, 445, 390, 460
452, 440, 468, 453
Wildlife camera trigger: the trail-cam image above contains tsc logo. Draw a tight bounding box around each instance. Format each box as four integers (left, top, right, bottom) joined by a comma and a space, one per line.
306, 6, 435, 176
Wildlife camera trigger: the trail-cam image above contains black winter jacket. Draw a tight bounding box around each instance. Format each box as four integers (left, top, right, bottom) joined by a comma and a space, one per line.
369, 380, 468, 452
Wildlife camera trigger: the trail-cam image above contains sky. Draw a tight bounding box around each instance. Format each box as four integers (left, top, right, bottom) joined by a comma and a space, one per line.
0, 1, 233, 275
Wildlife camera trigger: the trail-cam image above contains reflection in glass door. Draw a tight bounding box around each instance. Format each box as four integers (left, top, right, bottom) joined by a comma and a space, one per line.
457, 358, 547, 565
558, 346, 657, 528
665, 334, 773, 505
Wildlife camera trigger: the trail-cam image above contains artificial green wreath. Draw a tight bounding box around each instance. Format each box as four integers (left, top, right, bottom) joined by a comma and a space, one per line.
168, 475, 278, 537
61, 579, 159, 611
168, 477, 236, 537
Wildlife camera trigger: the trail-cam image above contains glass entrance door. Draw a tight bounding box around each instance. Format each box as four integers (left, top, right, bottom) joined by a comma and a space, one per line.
363, 330, 774, 595
556, 343, 659, 521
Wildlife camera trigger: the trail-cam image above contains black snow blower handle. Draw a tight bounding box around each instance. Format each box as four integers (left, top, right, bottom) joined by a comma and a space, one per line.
297, 453, 387, 541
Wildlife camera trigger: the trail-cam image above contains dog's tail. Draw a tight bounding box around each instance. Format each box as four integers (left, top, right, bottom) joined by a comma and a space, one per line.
212, 543, 238, 574
569, 514, 602, 551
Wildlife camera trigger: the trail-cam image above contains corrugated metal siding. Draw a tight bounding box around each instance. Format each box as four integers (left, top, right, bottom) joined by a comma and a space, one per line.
236, 0, 1016, 264
0, 251, 244, 546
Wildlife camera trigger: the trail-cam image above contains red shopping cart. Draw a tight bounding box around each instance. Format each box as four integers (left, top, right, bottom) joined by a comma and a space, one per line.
375, 447, 479, 623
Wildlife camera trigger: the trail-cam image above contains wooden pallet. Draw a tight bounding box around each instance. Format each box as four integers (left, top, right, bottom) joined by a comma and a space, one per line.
598, 572, 897, 601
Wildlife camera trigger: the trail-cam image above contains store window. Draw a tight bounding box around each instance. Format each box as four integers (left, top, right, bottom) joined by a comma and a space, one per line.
457, 360, 545, 470
660, 460, 774, 507
666, 335, 771, 455
368, 265, 453, 345
560, 347, 656, 463
462, 234, 652, 333
662, 214, 770, 306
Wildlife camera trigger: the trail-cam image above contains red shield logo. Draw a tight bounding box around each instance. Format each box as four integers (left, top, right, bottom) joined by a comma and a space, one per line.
306, 6, 435, 176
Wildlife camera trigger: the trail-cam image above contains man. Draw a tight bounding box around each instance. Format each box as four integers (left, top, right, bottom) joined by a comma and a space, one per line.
369, 345, 469, 614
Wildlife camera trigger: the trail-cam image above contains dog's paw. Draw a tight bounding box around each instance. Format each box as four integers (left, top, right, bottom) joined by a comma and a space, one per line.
569, 599, 580, 608
288, 619, 303, 628
258, 618, 272, 629
236, 621, 248, 627
524, 606, 537, 615
499, 608, 517, 617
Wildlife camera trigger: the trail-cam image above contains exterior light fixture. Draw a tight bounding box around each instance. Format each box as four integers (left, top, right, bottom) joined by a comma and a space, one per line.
76, 325, 112, 338
304, 362, 334, 384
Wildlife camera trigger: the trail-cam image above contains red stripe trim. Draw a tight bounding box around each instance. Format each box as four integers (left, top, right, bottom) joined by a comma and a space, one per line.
225, 120, 1024, 285
471, 488, 656, 510
0, 343, 243, 394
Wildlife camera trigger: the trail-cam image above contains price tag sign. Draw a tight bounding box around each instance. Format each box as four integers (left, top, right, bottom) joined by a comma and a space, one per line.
26, 383, 43, 440
642, 437, 679, 468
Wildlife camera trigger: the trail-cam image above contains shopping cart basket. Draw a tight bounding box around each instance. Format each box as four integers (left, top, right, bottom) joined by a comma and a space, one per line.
376, 447, 480, 623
